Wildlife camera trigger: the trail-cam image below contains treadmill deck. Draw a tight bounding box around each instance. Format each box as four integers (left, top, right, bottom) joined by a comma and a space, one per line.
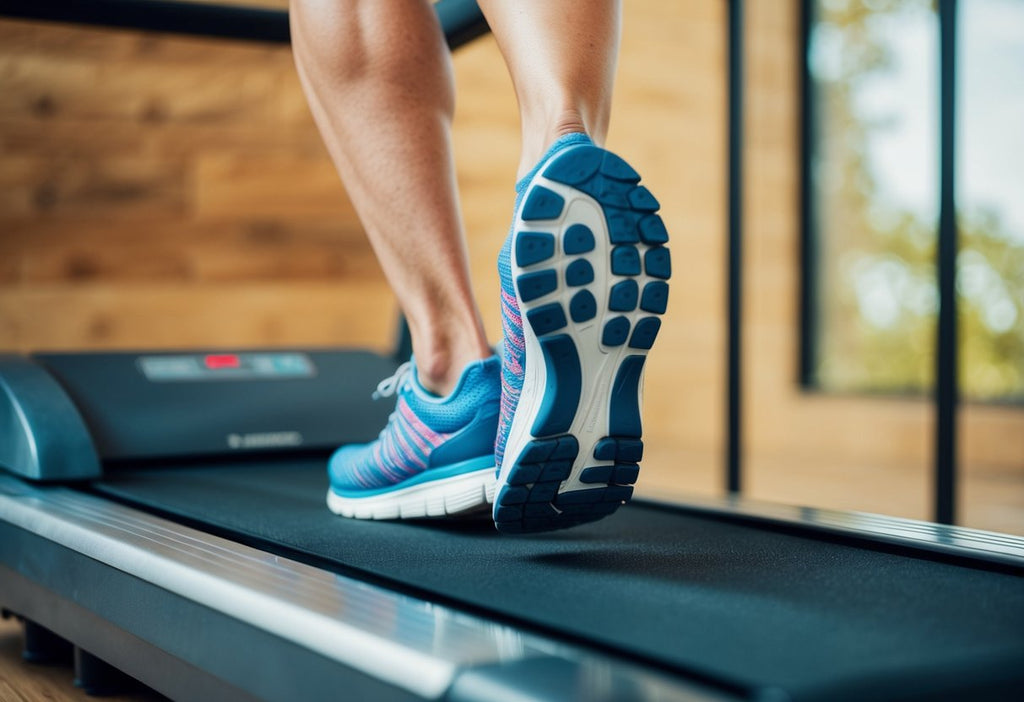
91, 459, 1024, 701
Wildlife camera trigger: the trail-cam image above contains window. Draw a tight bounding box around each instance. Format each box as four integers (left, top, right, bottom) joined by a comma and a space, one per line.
803, 0, 1023, 403
958, 0, 1024, 401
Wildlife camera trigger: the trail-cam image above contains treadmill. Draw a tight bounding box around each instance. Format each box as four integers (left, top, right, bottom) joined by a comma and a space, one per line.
2, 346, 1023, 702
2, 3, 1024, 701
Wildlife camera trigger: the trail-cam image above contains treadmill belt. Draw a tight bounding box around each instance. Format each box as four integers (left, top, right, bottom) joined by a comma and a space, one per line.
93, 460, 1024, 700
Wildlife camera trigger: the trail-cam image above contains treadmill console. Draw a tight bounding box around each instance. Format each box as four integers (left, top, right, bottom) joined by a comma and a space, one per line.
0, 349, 400, 480
138, 352, 316, 382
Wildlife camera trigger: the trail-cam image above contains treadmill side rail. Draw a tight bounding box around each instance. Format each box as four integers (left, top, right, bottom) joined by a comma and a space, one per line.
0, 354, 101, 481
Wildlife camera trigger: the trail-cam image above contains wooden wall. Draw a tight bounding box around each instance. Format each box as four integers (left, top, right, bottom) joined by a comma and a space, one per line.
1, 0, 1020, 534
0, 11, 394, 351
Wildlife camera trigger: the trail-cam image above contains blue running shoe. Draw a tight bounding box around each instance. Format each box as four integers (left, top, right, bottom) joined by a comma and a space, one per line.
328, 356, 500, 519
495, 134, 671, 534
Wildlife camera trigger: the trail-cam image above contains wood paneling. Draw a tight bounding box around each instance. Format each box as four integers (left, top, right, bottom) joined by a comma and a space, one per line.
0, 13, 393, 354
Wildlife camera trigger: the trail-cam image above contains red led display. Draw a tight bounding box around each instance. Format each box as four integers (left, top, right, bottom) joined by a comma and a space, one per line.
205, 354, 241, 370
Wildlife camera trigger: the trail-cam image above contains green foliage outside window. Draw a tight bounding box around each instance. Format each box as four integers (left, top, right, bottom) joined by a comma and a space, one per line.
809, 0, 1023, 402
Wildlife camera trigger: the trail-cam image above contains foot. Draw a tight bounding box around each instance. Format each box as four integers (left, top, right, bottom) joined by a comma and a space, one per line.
327, 356, 500, 519
494, 134, 671, 534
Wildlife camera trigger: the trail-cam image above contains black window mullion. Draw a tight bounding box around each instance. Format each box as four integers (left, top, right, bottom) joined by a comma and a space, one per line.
726, 0, 745, 494
935, 0, 959, 525
798, 0, 817, 390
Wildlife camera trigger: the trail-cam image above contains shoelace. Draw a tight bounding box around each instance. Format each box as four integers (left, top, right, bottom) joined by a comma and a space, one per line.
372, 361, 413, 400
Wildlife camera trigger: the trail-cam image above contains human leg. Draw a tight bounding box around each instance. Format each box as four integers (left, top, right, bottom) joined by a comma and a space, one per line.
290, 0, 491, 394
290, 0, 498, 517
480, 1, 672, 533
476, 0, 621, 179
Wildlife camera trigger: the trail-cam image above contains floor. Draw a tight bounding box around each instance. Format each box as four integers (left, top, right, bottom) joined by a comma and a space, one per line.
0, 616, 161, 702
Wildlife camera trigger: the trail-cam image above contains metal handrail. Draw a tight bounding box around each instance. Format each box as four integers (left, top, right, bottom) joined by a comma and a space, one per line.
0, 0, 490, 49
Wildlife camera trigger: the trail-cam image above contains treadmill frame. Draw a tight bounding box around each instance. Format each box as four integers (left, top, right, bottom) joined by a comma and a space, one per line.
0, 475, 728, 702
2, 474, 1021, 701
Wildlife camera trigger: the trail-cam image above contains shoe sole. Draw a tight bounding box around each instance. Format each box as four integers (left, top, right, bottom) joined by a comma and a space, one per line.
494, 145, 670, 534
327, 467, 496, 520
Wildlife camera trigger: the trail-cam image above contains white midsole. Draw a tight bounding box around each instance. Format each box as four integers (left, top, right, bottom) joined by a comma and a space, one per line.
327, 468, 496, 520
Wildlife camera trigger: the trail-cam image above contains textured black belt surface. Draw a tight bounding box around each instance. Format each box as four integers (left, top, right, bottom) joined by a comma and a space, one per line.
92, 460, 1024, 700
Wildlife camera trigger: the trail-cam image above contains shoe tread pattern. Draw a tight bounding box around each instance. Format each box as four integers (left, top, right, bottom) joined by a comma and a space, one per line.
497, 145, 670, 534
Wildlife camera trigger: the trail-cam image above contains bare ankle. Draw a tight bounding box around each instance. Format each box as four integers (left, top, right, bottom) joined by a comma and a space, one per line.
415, 340, 492, 397
517, 108, 602, 180
549, 109, 587, 141
416, 352, 458, 396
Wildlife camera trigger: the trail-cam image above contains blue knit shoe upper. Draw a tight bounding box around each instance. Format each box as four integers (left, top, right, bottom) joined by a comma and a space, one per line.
495, 135, 671, 534
328, 356, 500, 519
